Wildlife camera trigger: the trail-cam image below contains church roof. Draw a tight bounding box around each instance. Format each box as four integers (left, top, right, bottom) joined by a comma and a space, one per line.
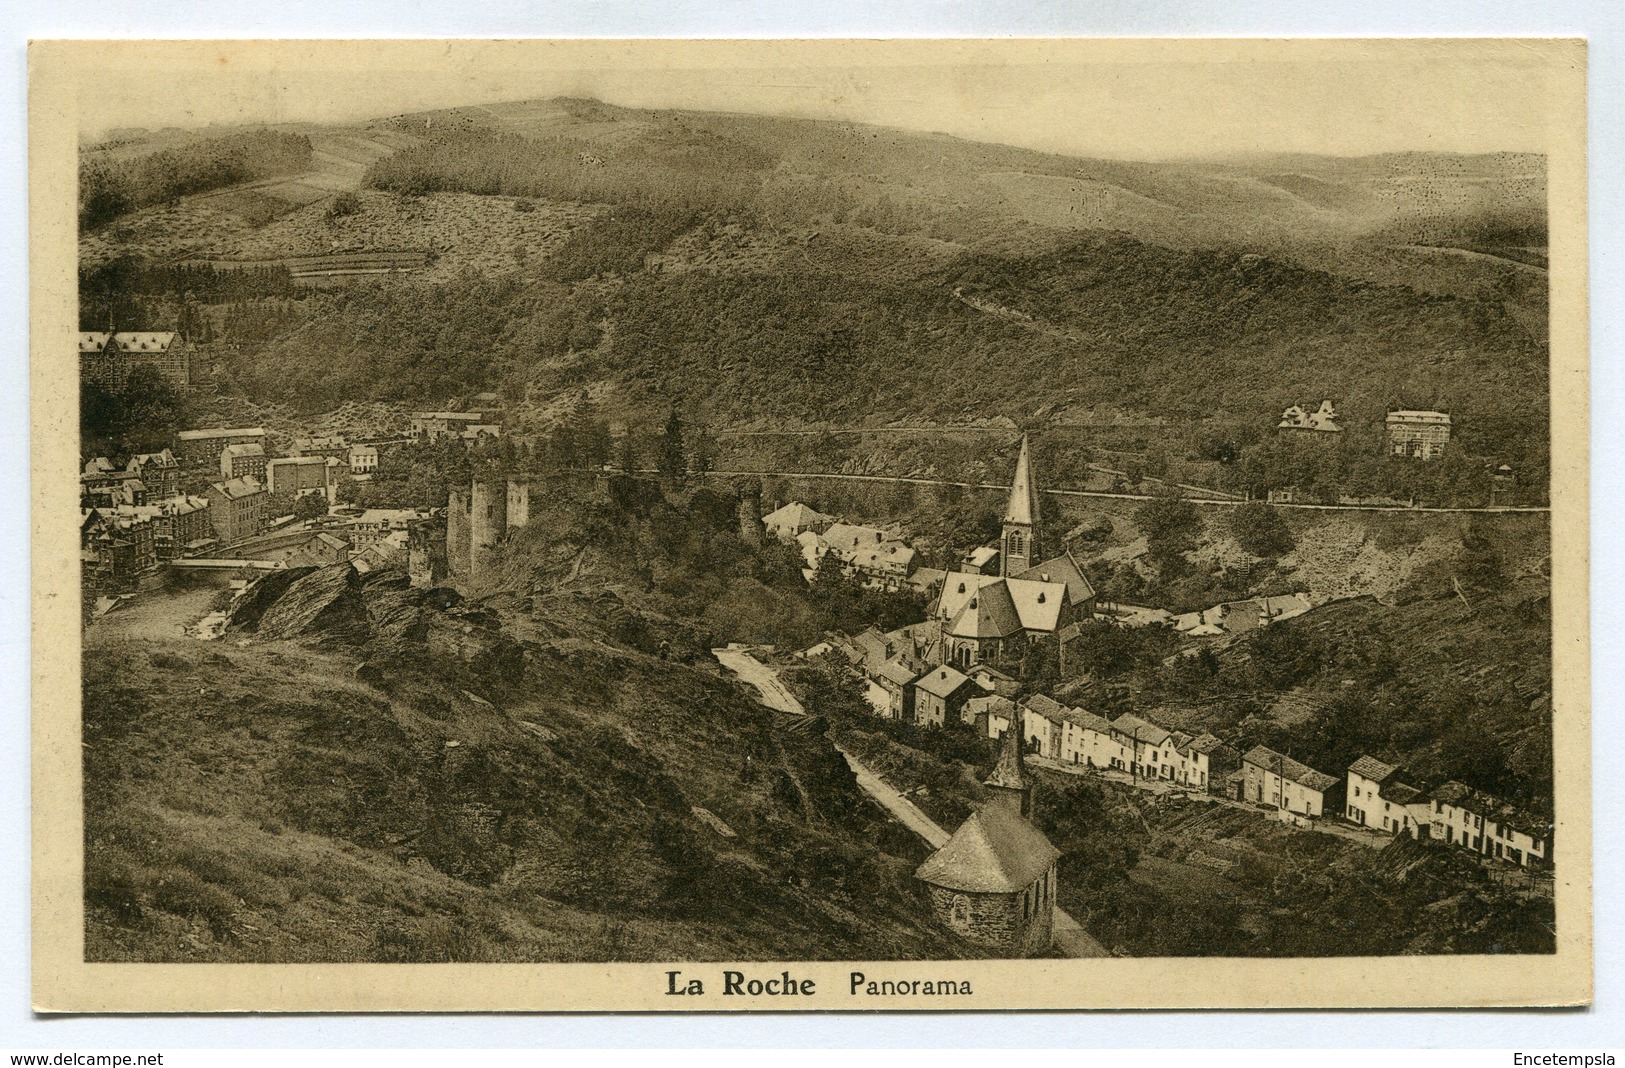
914, 802, 1058, 894
947, 580, 1024, 640
937, 572, 1067, 635
1001, 577, 1068, 632
1002, 434, 1040, 527
1015, 551, 1096, 605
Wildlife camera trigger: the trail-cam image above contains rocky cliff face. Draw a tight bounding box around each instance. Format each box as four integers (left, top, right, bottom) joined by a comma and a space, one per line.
252, 563, 372, 644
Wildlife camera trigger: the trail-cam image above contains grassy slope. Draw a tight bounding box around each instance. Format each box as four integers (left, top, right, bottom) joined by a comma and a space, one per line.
83, 573, 965, 963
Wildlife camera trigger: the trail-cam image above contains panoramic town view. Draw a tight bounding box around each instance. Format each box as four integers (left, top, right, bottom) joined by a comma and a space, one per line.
76, 88, 1556, 963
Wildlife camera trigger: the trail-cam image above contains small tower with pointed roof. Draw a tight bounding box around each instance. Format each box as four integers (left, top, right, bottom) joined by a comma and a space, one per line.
983, 714, 1033, 817
1000, 434, 1040, 578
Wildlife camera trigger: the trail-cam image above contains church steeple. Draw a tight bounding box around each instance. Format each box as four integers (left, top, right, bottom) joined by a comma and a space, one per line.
984, 718, 1032, 817
1000, 434, 1040, 577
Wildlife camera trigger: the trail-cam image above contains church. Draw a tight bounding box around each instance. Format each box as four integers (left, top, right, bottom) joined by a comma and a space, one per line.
933, 435, 1095, 669
915, 714, 1061, 956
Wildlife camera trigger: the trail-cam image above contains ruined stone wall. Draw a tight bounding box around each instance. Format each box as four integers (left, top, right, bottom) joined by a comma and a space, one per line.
506, 479, 530, 531
408, 520, 448, 589
446, 486, 472, 578
469, 479, 507, 584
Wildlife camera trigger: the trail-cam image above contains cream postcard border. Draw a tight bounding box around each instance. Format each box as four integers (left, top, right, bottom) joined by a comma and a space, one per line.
28, 37, 1592, 1012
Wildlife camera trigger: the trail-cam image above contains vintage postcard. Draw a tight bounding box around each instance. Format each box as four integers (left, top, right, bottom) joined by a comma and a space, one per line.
31, 38, 1589, 1011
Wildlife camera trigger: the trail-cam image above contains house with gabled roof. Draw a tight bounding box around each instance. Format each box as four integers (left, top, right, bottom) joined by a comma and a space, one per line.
870, 657, 919, 720
1344, 755, 1427, 835
78, 330, 190, 392
1241, 746, 1342, 818
762, 501, 835, 541
1179, 733, 1239, 792
1426, 781, 1552, 869
911, 664, 977, 728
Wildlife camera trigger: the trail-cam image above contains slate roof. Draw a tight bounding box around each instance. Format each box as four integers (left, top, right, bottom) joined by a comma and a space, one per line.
1243, 746, 1339, 794
209, 476, 264, 501
108, 331, 178, 352
1021, 693, 1069, 723
1002, 434, 1040, 527
1112, 713, 1172, 747
1348, 755, 1400, 783
1184, 732, 1229, 756
874, 658, 918, 688
178, 427, 265, 440
1429, 781, 1549, 839
1015, 551, 1096, 605
915, 803, 1059, 894
915, 665, 974, 700
1002, 577, 1067, 632
964, 546, 999, 568
79, 331, 178, 352
823, 522, 889, 550
946, 580, 1023, 640
965, 694, 1016, 722
762, 501, 833, 532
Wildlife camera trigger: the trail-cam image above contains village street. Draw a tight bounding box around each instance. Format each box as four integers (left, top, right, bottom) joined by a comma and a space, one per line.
713, 646, 1111, 959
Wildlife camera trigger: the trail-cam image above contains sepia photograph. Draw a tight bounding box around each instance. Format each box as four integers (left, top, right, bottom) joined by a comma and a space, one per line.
29, 37, 1590, 1012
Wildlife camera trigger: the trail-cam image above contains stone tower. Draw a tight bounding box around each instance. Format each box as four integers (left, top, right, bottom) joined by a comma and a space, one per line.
469, 478, 508, 585
506, 479, 531, 531
1000, 434, 1040, 578
446, 486, 472, 578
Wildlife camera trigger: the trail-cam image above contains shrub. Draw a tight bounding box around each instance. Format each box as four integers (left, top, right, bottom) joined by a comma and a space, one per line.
1228, 503, 1295, 558
325, 191, 361, 221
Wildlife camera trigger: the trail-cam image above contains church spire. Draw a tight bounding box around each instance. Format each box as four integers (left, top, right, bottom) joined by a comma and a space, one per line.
1000, 434, 1040, 576
984, 719, 1032, 817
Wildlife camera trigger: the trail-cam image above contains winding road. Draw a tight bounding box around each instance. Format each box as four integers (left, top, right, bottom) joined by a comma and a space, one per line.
712, 646, 1109, 958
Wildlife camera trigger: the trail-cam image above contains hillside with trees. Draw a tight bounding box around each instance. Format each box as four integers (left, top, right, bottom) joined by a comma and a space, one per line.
78, 98, 1551, 510
79, 130, 314, 230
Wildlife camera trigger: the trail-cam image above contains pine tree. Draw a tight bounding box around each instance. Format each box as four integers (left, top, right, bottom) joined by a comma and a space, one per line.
658, 410, 686, 481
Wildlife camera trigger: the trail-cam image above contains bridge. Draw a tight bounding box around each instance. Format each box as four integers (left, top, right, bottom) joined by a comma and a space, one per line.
169, 558, 287, 572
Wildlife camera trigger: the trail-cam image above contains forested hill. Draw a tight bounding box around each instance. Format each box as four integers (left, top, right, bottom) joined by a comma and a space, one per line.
86, 96, 1549, 476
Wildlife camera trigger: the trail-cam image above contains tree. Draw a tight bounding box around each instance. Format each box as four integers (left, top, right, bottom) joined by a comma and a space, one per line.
1137, 497, 1201, 569
616, 432, 641, 474
293, 494, 329, 521
1228, 503, 1295, 558
688, 424, 715, 478
657, 410, 686, 481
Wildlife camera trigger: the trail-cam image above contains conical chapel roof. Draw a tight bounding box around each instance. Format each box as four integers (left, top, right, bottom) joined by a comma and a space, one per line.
1003, 434, 1040, 527
914, 802, 1058, 893
984, 715, 1029, 792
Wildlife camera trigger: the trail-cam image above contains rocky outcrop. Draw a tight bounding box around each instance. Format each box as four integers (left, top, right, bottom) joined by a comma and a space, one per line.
227, 567, 319, 631
255, 563, 372, 644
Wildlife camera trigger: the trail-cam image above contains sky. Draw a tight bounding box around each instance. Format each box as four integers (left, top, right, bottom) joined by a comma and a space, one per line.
68, 39, 1567, 160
